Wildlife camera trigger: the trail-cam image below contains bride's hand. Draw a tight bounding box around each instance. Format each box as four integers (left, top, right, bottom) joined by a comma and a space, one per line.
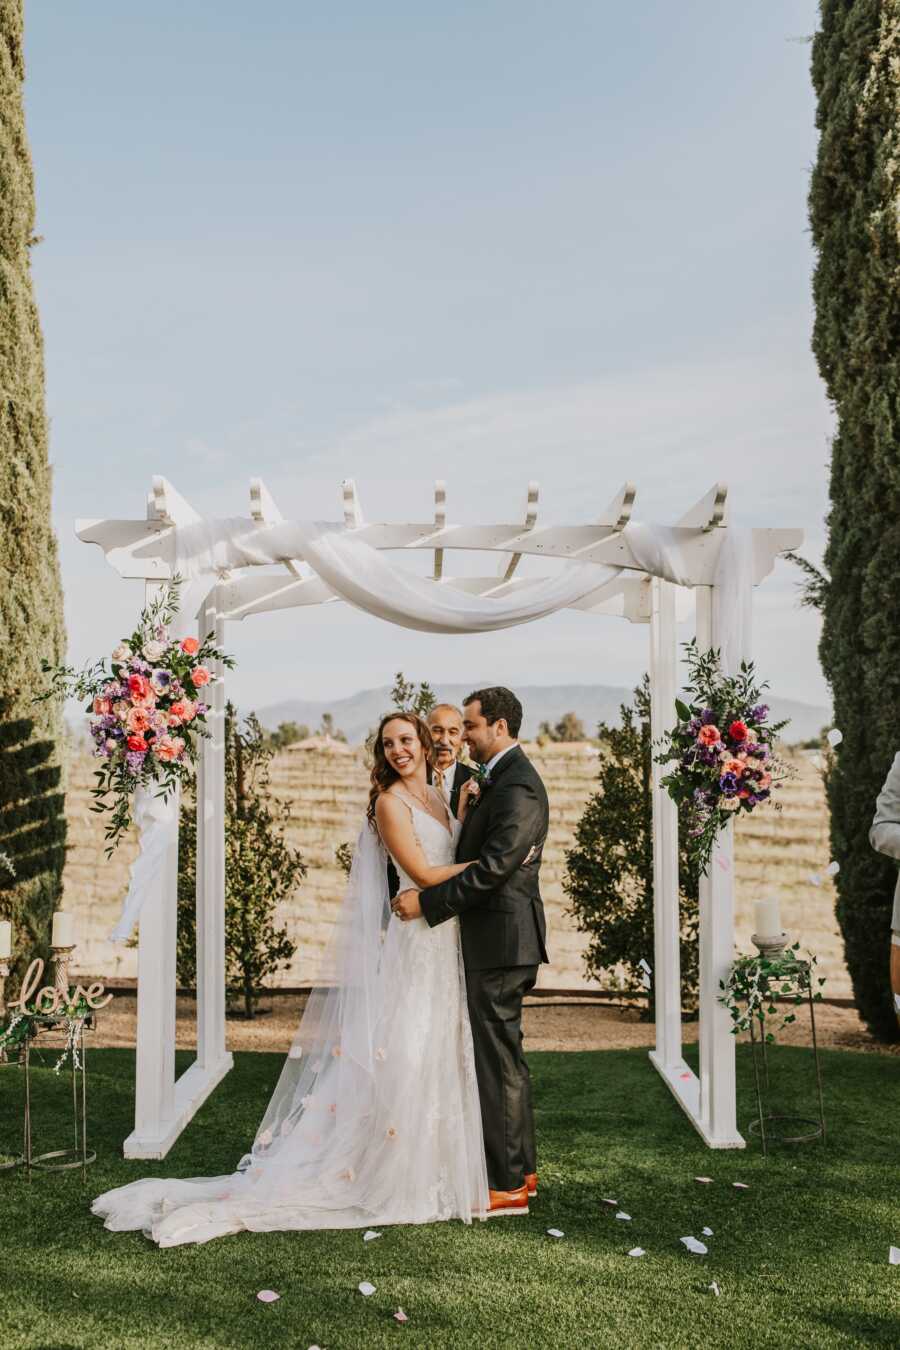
457, 778, 481, 821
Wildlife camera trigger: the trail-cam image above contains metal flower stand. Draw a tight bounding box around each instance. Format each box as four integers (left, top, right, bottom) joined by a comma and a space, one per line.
3, 1012, 98, 1181
746, 958, 826, 1158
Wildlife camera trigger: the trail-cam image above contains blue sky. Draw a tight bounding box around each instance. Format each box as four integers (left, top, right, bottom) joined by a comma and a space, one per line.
25, 1, 831, 714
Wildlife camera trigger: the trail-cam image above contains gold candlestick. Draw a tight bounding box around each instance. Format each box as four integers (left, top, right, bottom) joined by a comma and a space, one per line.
51, 945, 75, 1003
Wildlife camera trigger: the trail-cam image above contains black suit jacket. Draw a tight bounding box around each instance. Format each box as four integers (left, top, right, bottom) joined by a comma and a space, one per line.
419, 745, 549, 972
386, 760, 476, 900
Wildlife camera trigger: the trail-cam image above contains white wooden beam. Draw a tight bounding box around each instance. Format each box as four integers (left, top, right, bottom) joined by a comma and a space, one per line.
677, 483, 728, 532
599, 481, 637, 531
433, 480, 446, 581
151, 476, 203, 526
250, 477, 304, 579
498, 481, 540, 581
342, 478, 364, 528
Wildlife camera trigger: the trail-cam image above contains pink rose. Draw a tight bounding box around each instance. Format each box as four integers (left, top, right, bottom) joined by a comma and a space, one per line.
180, 637, 200, 655
698, 725, 720, 746
127, 735, 148, 752
190, 666, 210, 688
154, 736, 178, 763
93, 696, 112, 715
722, 758, 744, 777
128, 673, 151, 699
168, 701, 187, 722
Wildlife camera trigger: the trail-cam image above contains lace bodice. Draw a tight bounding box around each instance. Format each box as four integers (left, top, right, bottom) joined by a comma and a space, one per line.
389, 797, 460, 892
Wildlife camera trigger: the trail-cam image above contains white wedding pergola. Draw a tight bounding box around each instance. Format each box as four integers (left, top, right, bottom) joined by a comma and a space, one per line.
77, 477, 801, 1160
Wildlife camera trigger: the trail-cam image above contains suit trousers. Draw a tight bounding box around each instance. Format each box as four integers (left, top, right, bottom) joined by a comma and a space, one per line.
465, 964, 538, 1192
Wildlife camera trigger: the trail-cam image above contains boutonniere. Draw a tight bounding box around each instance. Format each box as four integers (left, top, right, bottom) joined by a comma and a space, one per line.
467, 763, 491, 809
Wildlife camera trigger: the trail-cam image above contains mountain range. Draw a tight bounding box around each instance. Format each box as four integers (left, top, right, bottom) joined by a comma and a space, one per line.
254, 683, 831, 746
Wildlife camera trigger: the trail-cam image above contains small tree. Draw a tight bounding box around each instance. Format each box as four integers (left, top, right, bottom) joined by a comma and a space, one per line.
318, 712, 347, 742
265, 720, 310, 751
389, 671, 436, 718
538, 711, 587, 743
564, 677, 699, 1015
177, 705, 305, 1017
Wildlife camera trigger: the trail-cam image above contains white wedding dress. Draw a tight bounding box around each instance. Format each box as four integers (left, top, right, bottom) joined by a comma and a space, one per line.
92, 804, 489, 1246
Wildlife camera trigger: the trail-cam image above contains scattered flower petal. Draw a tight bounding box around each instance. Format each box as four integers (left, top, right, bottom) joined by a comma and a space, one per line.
363, 1230, 382, 1242
694, 1176, 714, 1184
358, 1281, 376, 1297
826, 729, 843, 747
709, 1281, 721, 1296
394, 1309, 409, 1323
641, 973, 651, 990
256, 1290, 280, 1303
601, 1198, 619, 1207
702, 1227, 714, 1236
680, 1236, 708, 1255
715, 855, 731, 872
628, 1247, 645, 1258
638, 959, 652, 974
546, 1228, 565, 1238
733, 1182, 750, 1190
889, 1246, 900, 1266
807, 873, 822, 887
825, 860, 840, 877
680, 1072, 693, 1081
615, 1212, 632, 1221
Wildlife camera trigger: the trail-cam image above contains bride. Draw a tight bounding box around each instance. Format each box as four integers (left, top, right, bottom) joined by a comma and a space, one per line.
92, 711, 490, 1246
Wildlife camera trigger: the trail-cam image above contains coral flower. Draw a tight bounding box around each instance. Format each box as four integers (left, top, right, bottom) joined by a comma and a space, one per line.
127, 734, 148, 752
722, 758, 744, 777
759, 772, 772, 789
126, 707, 151, 734
190, 666, 211, 688
93, 696, 112, 715
698, 724, 720, 746
168, 701, 187, 722
153, 736, 179, 762
180, 636, 200, 655
728, 720, 749, 742
128, 673, 150, 699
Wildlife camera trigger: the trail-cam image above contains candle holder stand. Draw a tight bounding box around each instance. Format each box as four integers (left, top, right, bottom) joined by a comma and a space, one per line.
19, 1010, 97, 1180
0, 964, 23, 1171
51, 944, 75, 1002
751, 931, 788, 960
742, 951, 826, 1158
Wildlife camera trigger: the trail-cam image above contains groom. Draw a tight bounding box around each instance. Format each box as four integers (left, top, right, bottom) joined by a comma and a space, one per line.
392, 686, 549, 1217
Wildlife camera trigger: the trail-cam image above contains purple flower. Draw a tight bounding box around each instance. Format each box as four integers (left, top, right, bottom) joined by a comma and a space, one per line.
150, 668, 172, 693
701, 708, 717, 725
719, 772, 740, 796
125, 751, 147, 772
750, 704, 769, 722
688, 717, 702, 735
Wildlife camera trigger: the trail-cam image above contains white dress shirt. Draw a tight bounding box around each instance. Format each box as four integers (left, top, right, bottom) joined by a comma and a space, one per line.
483, 743, 517, 779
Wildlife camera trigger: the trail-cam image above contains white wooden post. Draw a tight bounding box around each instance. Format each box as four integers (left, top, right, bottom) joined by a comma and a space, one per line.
124, 507, 178, 1157
648, 578, 685, 1078
195, 586, 230, 1076
694, 585, 744, 1148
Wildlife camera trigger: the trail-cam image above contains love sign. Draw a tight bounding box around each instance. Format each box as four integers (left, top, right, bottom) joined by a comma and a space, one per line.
8, 958, 113, 1017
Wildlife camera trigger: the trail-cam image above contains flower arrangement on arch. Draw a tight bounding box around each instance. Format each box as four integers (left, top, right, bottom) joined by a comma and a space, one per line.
656, 640, 789, 874
37, 579, 234, 853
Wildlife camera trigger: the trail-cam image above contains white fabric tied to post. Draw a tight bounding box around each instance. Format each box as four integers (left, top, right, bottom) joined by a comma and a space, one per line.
111, 783, 180, 942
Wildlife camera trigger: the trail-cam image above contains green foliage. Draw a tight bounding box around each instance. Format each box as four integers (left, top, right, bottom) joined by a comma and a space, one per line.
538, 711, 587, 743
389, 671, 436, 718
719, 944, 826, 1044
334, 840, 354, 878
317, 712, 347, 742
264, 721, 310, 751
810, 2, 900, 1041
564, 677, 699, 1014
177, 705, 304, 1018
0, 4, 67, 981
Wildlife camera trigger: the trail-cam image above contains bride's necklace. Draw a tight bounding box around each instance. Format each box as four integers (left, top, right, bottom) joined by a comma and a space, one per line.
404, 781, 432, 810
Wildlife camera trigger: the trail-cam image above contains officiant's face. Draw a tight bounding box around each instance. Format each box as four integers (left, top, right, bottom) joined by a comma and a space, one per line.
428, 706, 462, 771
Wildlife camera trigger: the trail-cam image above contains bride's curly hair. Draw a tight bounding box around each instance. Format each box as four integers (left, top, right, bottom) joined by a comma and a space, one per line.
367, 711, 435, 824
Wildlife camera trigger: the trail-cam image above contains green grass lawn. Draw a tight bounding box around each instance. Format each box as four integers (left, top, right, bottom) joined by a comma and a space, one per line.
0, 1043, 898, 1349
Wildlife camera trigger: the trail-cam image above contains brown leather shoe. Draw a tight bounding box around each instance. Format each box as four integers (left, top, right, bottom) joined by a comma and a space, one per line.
486, 1183, 529, 1217
525, 1172, 538, 1197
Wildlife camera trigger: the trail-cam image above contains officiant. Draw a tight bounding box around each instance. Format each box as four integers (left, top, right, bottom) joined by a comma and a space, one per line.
387, 703, 475, 899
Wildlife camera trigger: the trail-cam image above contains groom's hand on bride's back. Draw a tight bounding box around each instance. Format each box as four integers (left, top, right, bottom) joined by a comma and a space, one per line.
392, 888, 423, 921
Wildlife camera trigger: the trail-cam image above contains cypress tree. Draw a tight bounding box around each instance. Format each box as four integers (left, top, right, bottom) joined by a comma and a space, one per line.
811, 2, 900, 1040
0, 1, 67, 976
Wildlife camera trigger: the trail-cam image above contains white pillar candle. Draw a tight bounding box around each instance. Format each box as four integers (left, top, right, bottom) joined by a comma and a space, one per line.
51, 911, 75, 948
753, 897, 782, 938
0, 920, 10, 959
